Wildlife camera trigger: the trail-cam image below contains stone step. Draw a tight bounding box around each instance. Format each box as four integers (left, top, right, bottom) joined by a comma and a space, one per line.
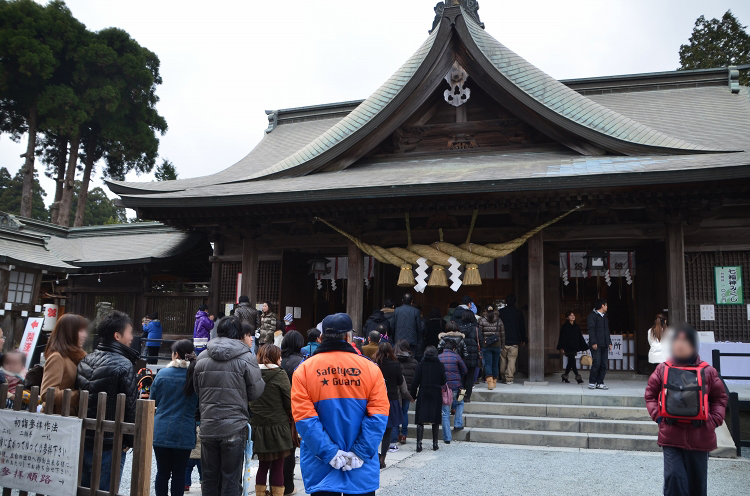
406, 424, 660, 452
470, 390, 646, 407
464, 402, 651, 421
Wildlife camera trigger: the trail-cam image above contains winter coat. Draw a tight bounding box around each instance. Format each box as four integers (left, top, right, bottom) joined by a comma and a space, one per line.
410, 355, 446, 425
556, 322, 588, 355
498, 304, 527, 346
363, 310, 391, 337
193, 337, 265, 439
443, 308, 455, 323
437, 331, 468, 360
452, 305, 476, 324
193, 311, 214, 341
644, 358, 728, 452
396, 352, 418, 391
424, 318, 445, 349
478, 312, 505, 348
301, 341, 319, 357
41, 351, 81, 415
151, 360, 199, 450
249, 365, 293, 455
259, 312, 277, 345
439, 350, 467, 391
648, 327, 672, 364
76, 340, 139, 450
378, 357, 404, 402
362, 343, 378, 360
587, 310, 611, 348
142, 319, 163, 348
291, 339, 389, 495
235, 302, 260, 332
459, 322, 481, 368
281, 352, 304, 383
392, 304, 422, 347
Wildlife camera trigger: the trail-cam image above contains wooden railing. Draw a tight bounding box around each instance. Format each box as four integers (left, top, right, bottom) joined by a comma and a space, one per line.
0, 383, 154, 496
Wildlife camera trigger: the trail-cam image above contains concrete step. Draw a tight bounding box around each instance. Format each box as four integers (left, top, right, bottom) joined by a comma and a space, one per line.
470, 390, 646, 407
464, 402, 651, 421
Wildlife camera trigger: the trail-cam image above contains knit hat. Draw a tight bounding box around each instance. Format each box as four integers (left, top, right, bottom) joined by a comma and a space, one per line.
321, 313, 353, 334
284, 313, 293, 323
461, 295, 473, 304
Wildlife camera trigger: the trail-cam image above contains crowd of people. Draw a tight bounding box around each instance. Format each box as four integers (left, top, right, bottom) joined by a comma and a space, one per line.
0, 290, 729, 496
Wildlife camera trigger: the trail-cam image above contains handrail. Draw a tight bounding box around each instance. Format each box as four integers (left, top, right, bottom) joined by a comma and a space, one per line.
712, 349, 750, 457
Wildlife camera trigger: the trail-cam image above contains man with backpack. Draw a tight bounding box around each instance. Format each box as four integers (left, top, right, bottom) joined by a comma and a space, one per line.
644, 323, 727, 496
586, 298, 611, 390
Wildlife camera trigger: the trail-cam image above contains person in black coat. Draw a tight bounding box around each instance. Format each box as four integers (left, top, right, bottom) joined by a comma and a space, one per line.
393, 340, 418, 445
586, 298, 612, 389
375, 342, 407, 468
498, 294, 527, 384
280, 330, 305, 495
76, 311, 140, 493
458, 311, 481, 402
363, 307, 392, 337
423, 308, 446, 349
409, 346, 446, 452
556, 310, 589, 384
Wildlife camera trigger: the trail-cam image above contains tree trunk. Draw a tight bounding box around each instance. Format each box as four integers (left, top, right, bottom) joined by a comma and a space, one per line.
19, 104, 38, 218
49, 136, 68, 225
57, 134, 80, 227
73, 135, 96, 227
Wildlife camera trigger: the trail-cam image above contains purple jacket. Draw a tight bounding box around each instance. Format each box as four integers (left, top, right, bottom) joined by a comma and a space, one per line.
193, 311, 215, 340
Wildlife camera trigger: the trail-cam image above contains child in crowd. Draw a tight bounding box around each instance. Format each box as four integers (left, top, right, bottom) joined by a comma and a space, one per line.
644, 323, 728, 496
2, 351, 27, 395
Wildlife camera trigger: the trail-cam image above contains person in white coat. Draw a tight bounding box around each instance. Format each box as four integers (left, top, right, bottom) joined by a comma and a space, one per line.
647, 313, 671, 372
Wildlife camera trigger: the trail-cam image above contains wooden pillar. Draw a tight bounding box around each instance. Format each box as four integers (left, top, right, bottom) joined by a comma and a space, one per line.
241, 238, 259, 305
209, 236, 223, 315
666, 223, 687, 323
347, 240, 364, 335
527, 232, 546, 383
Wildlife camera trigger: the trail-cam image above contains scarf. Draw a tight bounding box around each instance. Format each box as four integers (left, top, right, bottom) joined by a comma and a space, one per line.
167, 359, 190, 369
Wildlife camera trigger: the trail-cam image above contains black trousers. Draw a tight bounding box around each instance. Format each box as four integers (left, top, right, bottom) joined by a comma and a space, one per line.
146, 346, 160, 365
200, 428, 247, 496
564, 354, 579, 375
589, 346, 608, 384
283, 448, 296, 494
154, 447, 191, 496
663, 446, 708, 496
463, 366, 477, 401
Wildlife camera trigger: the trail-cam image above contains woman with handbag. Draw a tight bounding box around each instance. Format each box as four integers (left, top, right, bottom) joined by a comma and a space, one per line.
557, 311, 589, 384
249, 345, 293, 496
478, 305, 504, 390
409, 346, 446, 452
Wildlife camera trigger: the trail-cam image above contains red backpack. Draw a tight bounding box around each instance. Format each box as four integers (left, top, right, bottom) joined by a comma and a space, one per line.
658, 360, 710, 425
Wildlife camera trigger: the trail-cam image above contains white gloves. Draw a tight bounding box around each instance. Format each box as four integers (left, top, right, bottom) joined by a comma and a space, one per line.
342, 452, 364, 471
329, 451, 364, 471
329, 450, 349, 470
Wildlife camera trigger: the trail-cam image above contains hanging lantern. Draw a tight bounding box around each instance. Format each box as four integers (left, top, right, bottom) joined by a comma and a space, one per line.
307, 254, 330, 276
583, 248, 609, 272
428, 265, 448, 287
463, 263, 482, 286
397, 263, 416, 287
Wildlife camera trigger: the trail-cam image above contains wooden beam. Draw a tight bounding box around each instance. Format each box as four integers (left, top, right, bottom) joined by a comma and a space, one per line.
666, 223, 687, 323
241, 238, 259, 305
527, 232, 546, 383
347, 240, 364, 335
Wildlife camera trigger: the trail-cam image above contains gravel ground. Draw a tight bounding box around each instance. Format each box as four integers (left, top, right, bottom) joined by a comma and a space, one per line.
113, 442, 749, 496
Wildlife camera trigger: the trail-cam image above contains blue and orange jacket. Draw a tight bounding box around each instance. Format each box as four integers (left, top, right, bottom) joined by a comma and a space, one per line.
291, 340, 389, 494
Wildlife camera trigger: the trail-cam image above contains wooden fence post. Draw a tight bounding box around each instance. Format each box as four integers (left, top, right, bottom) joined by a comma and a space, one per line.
130, 399, 155, 496
89, 392, 108, 495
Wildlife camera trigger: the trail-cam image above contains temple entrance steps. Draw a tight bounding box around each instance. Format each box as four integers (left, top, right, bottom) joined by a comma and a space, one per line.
406, 379, 737, 457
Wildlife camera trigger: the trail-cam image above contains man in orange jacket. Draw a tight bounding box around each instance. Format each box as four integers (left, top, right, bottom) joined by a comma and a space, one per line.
291, 313, 389, 496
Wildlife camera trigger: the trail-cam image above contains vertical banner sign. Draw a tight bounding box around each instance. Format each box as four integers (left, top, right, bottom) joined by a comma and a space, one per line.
19, 317, 44, 368
0, 410, 82, 496
715, 266, 744, 305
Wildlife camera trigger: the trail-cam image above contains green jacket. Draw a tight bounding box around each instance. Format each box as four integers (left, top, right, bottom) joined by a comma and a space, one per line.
249, 366, 293, 454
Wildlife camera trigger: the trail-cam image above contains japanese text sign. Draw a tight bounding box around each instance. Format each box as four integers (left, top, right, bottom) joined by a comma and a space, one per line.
19, 318, 44, 369
715, 266, 744, 305
0, 410, 82, 496
578, 335, 624, 360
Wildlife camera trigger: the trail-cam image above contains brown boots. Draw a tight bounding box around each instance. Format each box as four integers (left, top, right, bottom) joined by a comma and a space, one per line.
271, 487, 284, 496
487, 376, 496, 390
256, 485, 269, 496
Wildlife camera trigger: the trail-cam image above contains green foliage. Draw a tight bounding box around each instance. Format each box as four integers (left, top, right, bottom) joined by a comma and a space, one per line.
154, 159, 178, 181
679, 10, 750, 85
66, 181, 126, 226
0, 166, 48, 220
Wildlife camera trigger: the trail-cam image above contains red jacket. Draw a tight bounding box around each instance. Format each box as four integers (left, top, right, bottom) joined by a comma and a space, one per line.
644, 358, 728, 452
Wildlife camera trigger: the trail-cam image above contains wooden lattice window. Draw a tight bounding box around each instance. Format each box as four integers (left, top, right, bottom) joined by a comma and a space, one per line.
257, 261, 281, 315
220, 262, 242, 304
685, 251, 750, 342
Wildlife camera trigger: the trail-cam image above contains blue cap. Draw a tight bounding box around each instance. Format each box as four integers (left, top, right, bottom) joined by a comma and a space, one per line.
321, 313, 353, 334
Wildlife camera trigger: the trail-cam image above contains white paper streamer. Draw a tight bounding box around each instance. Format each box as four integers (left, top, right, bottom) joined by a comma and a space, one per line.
414, 257, 428, 293
604, 269, 611, 287
562, 268, 569, 286
448, 256, 462, 292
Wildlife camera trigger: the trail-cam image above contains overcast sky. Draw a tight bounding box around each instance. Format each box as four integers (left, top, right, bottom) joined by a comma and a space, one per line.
2, 0, 749, 212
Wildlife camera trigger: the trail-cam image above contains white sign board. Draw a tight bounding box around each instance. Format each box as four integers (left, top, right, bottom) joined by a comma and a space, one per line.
700, 305, 715, 321
578, 334, 624, 360
0, 410, 82, 496
293, 307, 302, 319
19, 317, 44, 368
